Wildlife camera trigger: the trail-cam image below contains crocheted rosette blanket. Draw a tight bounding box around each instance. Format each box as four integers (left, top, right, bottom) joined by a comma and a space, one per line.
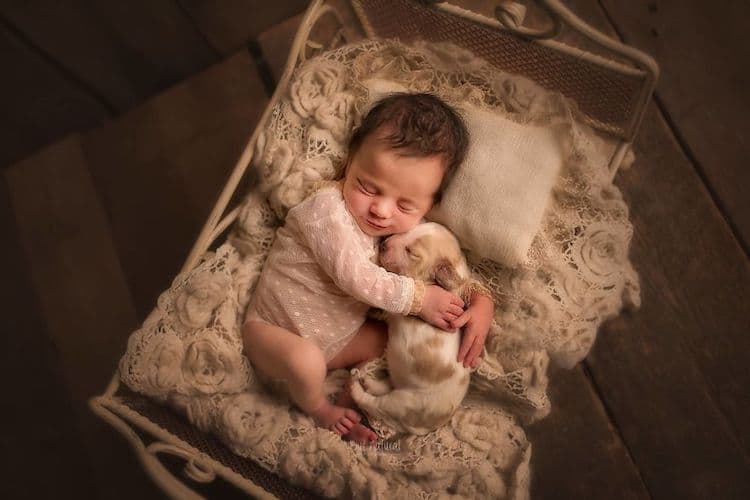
119, 40, 640, 499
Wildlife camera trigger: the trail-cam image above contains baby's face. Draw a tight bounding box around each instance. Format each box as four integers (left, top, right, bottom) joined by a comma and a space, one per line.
342, 128, 444, 238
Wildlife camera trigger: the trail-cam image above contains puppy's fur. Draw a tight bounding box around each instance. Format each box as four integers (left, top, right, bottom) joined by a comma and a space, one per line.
350, 222, 472, 435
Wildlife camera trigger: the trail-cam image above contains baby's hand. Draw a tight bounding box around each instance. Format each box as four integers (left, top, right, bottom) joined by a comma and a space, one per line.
419, 285, 464, 331
450, 292, 494, 368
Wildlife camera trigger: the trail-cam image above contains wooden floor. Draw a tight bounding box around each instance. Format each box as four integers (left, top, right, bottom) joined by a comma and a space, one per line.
2, 1, 749, 499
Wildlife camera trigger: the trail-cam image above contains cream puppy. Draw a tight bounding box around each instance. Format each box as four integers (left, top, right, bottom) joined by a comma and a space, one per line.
350, 222, 472, 435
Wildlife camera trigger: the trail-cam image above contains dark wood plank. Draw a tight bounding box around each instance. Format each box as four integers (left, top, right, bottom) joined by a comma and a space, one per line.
0, 175, 97, 499
5, 135, 163, 500
545, 1, 750, 497
600, 0, 750, 253
588, 102, 750, 500
552, 0, 750, 490
0, 0, 218, 113
528, 367, 650, 499
179, 0, 309, 56
257, 13, 304, 84
0, 22, 110, 170
82, 51, 268, 318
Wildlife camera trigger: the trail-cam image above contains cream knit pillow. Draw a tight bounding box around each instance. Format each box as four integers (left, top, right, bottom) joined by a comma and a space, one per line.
428, 106, 564, 266
364, 78, 564, 266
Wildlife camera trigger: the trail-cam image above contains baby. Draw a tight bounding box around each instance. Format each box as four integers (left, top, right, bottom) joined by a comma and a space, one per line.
242, 93, 494, 444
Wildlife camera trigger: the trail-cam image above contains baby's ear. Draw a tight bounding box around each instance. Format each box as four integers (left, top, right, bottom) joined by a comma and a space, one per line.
433, 259, 462, 291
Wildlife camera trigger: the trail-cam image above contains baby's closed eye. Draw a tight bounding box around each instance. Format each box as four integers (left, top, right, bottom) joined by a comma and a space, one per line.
358, 179, 377, 194
398, 202, 417, 212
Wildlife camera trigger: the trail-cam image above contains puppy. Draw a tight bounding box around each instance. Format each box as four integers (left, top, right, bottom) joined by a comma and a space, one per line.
350, 222, 472, 435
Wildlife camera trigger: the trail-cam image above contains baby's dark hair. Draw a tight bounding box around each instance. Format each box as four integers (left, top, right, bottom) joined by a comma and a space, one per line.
347, 93, 469, 202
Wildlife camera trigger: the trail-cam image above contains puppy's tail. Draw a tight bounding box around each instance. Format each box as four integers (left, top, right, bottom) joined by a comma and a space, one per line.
350, 380, 449, 436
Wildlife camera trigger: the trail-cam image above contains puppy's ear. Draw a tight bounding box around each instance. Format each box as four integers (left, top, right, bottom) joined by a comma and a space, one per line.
433, 259, 462, 291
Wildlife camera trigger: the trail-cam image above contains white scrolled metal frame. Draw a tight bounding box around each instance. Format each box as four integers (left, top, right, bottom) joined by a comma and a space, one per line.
89, 378, 277, 499
89, 1, 659, 497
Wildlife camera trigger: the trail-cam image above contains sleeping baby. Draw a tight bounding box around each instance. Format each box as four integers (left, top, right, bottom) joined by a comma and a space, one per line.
242, 93, 494, 444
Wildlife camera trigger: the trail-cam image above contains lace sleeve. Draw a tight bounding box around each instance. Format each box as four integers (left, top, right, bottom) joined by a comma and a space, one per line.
291, 188, 416, 315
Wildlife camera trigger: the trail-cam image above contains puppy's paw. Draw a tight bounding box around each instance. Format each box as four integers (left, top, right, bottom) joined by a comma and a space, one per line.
349, 378, 367, 404
363, 377, 392, 396
350, 367, 368, 385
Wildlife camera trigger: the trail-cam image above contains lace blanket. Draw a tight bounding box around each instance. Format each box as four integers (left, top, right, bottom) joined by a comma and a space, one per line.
119, 40, 640, 499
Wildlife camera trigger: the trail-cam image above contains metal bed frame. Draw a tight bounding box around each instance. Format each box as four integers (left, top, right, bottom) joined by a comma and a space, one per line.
90, 1, 658, 497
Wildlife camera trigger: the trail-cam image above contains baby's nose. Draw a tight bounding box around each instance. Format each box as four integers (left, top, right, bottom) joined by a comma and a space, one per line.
370, 200, 392, 218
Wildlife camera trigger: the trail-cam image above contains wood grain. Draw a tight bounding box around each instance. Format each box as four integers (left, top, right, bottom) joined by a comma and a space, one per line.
600, 0, 750, 253
0, 0, 217, 113
587, 102, 750, 499
257, 13, 304, 84
0, 175, 96, 499
527, 367, 650, 499
0, 23, 109, 170
82, 51, 268, 319
179, 0, 309, 55
5, 135, 163, 499
541, 1, 750, 497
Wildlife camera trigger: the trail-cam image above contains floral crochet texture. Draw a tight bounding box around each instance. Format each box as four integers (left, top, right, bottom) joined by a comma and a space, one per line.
119, 39, 641, 499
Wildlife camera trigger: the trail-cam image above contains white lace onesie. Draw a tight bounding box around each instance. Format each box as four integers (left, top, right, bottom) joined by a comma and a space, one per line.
245, 184, 418, 361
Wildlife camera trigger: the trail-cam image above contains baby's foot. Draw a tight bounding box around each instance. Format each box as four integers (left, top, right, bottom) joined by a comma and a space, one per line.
346, 423, 378, 445
308, 400, 362, 436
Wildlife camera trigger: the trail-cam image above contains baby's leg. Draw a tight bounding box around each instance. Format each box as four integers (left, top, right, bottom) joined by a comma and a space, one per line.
327, 319, 388, 444
327, 318, 388, 369
242, 320, 361, 435
327, 319, 388, 404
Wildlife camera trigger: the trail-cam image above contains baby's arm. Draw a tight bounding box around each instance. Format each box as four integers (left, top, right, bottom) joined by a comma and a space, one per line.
296, 192, 462, 327
310, 229, 463, 328
450, 284, 494, 368
295, 193, 423, 315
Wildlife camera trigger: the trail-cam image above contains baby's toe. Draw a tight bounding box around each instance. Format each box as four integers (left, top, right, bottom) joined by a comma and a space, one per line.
334, 422, 348, 435
346, 423, 379, 445
363, 426, 377, 441
344, 408, 361, 423
340, 416, 356, 430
